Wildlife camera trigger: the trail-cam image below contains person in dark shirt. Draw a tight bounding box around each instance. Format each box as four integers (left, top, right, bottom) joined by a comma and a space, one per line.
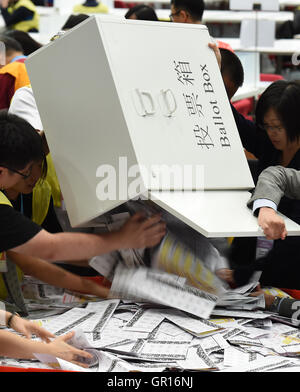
229, 81, 300, 290
0, 110, 166, 263
4, 29, 42, 55
0, 0, 39, 32
125, 5, 158, 21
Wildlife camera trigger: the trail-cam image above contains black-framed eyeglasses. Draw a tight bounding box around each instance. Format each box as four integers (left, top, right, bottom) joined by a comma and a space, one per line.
2, 165, 32, 179
169, 10, 181, 20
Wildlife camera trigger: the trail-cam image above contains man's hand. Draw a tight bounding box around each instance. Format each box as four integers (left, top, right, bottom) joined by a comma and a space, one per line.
249, 289, 276, 309
118, 212, 166, 249
215, 268, 235, 285
258, 207, 287, 240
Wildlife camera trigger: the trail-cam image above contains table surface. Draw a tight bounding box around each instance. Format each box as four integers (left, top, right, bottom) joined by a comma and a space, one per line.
108, 8, 294, 23
217, 37, 300, 54
125, 0, 300, 6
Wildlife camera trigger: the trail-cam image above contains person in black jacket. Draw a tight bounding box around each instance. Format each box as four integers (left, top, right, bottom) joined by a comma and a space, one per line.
230, 81, 300, 289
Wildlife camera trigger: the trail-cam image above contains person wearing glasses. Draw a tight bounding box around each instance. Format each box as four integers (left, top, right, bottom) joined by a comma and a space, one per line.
227, 80, 300, 290
0, 0, 39, 32
0, 111, 166, 271
169, 0, 204, 23
169, 0, 233, 52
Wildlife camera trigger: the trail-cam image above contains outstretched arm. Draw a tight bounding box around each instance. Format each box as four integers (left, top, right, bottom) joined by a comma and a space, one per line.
247, 166, 300, 240
7, 250, 110, 298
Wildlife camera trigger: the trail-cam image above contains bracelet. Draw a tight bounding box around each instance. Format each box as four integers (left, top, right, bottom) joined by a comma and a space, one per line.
7, 312, 19, 328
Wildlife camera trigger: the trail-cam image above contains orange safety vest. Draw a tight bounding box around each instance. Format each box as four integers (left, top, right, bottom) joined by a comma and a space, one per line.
0, 61, 30, 92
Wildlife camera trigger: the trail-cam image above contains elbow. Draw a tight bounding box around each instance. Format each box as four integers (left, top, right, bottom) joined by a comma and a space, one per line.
36, 232, 59, 262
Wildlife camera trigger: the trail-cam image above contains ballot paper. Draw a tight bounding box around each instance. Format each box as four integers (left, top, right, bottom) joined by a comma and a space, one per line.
223, 346, 261, 368
152, 233, 227, 296
123, 308, 165, 333
7, 274, 300, 373
163, 309, 224, 337
177, 344, 218, 371
110, 265, 218, 319
211, 309, 271, 319
139, 340, 190, 361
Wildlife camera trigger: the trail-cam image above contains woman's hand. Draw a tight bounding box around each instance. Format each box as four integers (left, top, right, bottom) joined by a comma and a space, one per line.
10, 315, 55, 342
46, 331, 93, 368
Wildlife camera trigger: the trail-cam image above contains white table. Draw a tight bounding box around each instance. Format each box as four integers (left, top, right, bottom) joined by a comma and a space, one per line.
231, 82, 270, 102
107, 0, 300, 8
216, 37, 300, 53
109, 8, 294, 23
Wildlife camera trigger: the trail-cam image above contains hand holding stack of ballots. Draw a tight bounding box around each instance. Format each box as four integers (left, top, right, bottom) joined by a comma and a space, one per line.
3, 213, 300, 372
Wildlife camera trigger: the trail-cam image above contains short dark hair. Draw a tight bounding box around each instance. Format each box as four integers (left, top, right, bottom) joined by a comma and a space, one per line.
170, 0, 204, 21
125, 5, 158, 21
0, 110, 44, 171
61, 14, 90, 30
220, 48, 244, 89
0, 35, 23, 55
4, 30, 42, 56
256, 80, 300, 143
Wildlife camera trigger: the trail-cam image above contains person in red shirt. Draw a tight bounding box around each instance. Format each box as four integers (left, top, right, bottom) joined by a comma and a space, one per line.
0, 35, 30, 109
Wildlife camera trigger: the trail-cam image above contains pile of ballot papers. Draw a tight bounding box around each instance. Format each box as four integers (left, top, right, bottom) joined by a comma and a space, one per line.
1, 266, 300, 373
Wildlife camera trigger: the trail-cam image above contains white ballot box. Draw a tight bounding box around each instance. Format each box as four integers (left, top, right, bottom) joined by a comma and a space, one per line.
25, 17, 300, 237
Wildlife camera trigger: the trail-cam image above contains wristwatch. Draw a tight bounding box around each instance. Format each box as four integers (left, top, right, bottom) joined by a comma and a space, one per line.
7, 312, 20, 328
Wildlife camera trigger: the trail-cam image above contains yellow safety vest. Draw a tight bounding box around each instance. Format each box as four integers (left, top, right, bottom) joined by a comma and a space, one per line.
32, 179, 51, 225
8, 0, 39, 32
45, 154, 61, 208
31, 155, 62, 225
73, 2, 109, 13
0, 192, 23, 300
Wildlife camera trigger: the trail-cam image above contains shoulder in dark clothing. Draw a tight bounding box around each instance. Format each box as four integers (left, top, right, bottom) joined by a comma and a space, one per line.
1, 6, 34, 27
0, 204, 42, 252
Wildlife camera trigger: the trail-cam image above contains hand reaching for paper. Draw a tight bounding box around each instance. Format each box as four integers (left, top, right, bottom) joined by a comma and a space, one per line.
258, 207, 287, 240
9, 315, 55, 342
46, 331, 93, 368
118, 212, 166, 249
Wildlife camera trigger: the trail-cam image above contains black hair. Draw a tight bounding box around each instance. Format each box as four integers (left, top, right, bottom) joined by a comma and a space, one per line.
4, 30, 42, 56
256, 80, 300, 143
220, 48, 244, 89
170, 0, 204, 21
0, 34, 23, 55
125, 5, 158, 21
61, 14, 90, 30
0, 110, 44, 172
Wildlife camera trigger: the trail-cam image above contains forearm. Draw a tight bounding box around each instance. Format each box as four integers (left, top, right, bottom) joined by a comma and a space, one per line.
248, 166, 300, 209
12, 230, 123, 262
7, 251, 109, 298
0, 330, 50, 359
